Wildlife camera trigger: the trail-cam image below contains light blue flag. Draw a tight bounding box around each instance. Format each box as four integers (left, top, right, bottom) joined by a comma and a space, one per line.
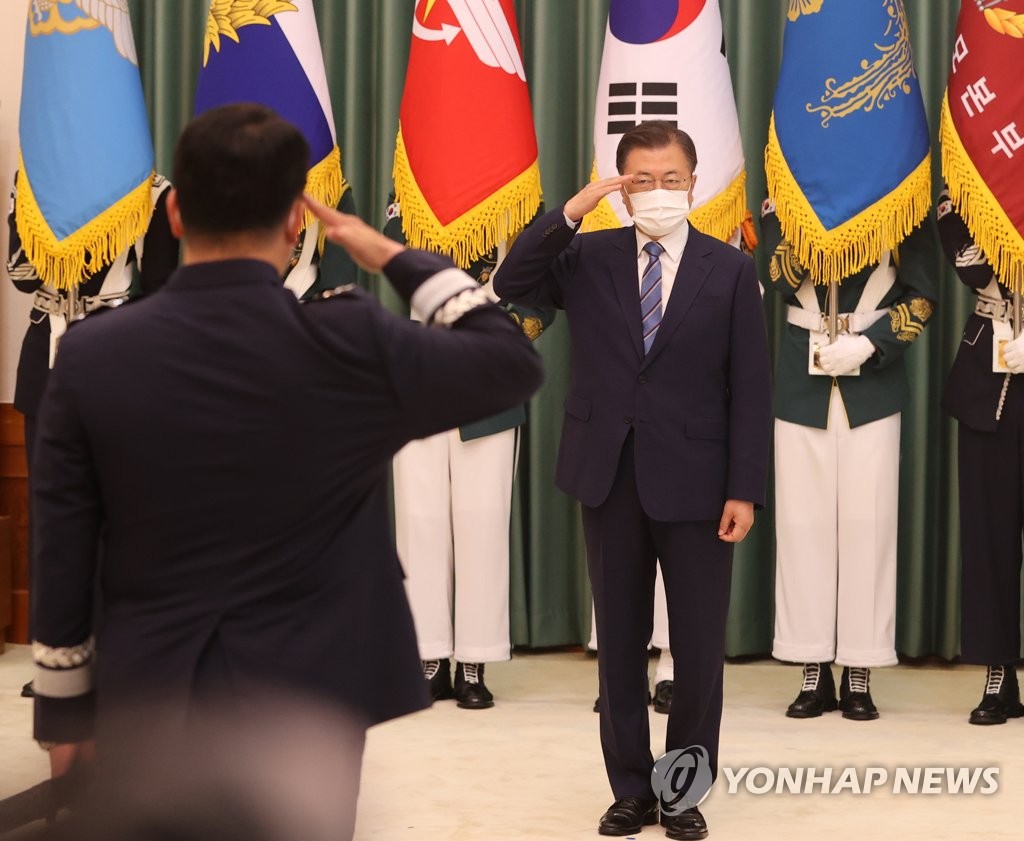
765, 0, 931, 283
17, 0, 154, 289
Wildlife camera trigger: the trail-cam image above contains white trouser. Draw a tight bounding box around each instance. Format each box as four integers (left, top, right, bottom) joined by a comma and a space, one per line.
394, 427, 516, 663
588, 563, 673, 683
772, 387, 900, 668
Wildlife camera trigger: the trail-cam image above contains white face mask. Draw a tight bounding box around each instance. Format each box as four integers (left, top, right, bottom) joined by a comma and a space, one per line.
627, 188, 690, 238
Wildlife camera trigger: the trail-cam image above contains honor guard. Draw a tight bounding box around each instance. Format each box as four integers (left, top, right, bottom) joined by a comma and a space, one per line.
938, 189, 1024, 725
764, 199, 937, 720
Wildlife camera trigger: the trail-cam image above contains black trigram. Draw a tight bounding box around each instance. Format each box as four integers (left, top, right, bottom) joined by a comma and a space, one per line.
607, 82, 678, 135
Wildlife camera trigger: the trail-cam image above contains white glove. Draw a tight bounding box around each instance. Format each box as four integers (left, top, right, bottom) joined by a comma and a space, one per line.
1003, 332, 1024, 373
817, 334, 875, 376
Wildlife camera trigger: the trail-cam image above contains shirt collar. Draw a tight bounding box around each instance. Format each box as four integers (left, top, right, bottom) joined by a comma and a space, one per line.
635, 220, 689, 262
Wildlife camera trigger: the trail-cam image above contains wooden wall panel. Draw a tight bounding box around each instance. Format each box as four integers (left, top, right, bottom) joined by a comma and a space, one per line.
0, 404, 28, 644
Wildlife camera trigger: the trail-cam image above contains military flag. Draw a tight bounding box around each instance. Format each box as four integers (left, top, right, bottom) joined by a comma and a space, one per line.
16, 0, 153, 290
582, 0, 747, 243
765, 0, 931, 284
940, 0, 1024, 289
195, 0, 347, 237
393, 0, 541, 268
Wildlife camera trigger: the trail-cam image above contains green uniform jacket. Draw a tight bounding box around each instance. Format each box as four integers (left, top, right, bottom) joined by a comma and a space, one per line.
763, 208, 937, 429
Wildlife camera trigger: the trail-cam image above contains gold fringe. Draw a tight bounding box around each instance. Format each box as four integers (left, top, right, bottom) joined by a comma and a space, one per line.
393, 125, 543, 269
14, 155, 153, 290
303, 145, 346, 251
689, 170, 748, 243
764, 114, 931, 284
580, 162, 748, 243
940, 95, 1024, 290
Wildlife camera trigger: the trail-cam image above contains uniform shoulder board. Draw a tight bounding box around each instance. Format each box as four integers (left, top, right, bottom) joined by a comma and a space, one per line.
308, 283, 358, 302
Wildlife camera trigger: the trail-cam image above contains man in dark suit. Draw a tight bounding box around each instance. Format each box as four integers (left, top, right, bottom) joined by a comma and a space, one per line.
29, 103, 543, 834
494, 121, 771, 840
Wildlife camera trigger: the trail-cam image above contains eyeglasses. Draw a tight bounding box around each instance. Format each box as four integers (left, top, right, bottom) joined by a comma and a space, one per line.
627, 175, 693, 192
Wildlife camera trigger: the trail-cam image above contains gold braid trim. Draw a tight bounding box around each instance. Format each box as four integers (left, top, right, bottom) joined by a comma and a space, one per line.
940, 95, 1024, 290
14, 155, 152, 290
393, 125, 542, 270
765, 113, 931, 284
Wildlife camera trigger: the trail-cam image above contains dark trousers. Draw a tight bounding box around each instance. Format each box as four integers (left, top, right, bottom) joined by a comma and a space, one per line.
582, 433, 733, 799
958, 379, 1024, 665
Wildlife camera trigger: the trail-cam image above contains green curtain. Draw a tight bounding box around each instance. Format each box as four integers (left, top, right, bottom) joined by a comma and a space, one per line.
127, 0, 975, 659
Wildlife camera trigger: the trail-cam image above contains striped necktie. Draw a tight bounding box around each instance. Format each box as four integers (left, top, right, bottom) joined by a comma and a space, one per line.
640, 241, 665, 355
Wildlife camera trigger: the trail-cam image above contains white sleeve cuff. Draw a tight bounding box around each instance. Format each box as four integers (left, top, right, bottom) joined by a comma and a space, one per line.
409, 268, 477, 323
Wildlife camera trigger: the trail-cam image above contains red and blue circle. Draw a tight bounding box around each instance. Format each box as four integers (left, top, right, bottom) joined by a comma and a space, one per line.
610, 0, 706, 44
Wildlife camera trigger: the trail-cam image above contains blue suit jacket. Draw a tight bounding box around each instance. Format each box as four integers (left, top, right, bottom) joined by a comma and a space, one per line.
494, 206, 772, 521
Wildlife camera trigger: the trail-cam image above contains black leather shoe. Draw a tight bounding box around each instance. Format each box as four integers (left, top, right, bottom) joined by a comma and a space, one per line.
662, 806, 709, 840
423, 659, 454, 702
653, 680, 673, 714
598, 796, 658, 836
785, 663, 837, 718
594, 686, 653, 713
970, 665, 1024, 725
839, 666, 879, 721
21, 681, 34, 699
454, 662, 494, 709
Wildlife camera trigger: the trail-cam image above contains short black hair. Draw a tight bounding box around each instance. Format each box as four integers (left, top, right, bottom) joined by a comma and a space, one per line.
615, 121, 697, 174
172, 103, 310, 235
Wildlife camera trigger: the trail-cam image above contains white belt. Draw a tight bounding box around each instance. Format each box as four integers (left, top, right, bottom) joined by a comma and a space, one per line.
786, 305, 887, 335
974, 296, 1012, 323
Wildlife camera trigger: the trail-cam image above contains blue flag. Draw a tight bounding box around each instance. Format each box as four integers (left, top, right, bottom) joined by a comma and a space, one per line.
195, 0, 346, 232
765, 0, 931, 283
16, 1, 154, 289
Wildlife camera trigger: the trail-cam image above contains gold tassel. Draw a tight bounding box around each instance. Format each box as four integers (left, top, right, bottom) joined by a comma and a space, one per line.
302, 145, 346, 252
765, 115, 932, 284
393, 126, 543, 269
14, 155, 153, 290
940, 95, 1024, 290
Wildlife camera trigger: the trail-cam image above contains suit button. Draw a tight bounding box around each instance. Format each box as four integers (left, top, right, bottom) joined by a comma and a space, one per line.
638, 375, 648, 384
624, 416, 633, 424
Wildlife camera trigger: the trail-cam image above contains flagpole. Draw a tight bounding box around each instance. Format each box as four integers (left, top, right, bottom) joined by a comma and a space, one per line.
828, 278, 839, 344
1014, 279, 1021, 340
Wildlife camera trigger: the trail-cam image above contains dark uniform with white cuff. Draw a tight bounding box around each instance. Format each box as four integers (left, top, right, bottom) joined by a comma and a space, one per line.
29, 248, 543, 753
764, 201, 936, 720
938, 190, 1024, 725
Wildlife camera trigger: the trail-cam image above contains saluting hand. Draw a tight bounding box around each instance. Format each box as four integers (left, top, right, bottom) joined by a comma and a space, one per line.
563, 175, 633, 224
304, 195, 404, 273
718, 499, 754, 543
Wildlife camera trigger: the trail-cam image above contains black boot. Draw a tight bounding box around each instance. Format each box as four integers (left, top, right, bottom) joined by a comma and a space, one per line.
454, 662, 494, 709
785, 662, 837, 718
423, 659, 454, 701
839, 666, 879, 721
969, 664, 1024, 725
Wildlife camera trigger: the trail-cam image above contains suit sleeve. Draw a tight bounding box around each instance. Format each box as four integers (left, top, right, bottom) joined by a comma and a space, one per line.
373, 250, 544, 442
30, 347, 101, 743
726, 257, 773, 508
860, 221, 938, 369
492, 206, 580, 309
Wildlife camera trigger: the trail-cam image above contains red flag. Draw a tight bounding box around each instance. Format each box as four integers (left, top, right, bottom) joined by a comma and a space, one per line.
394, 0, 541, 268
940, 1, 1024, 288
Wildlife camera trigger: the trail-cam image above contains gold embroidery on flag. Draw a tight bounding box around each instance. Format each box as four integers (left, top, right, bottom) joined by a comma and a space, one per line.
984, 8, 1024, 38
204, 0, 298, 66
787, 0, 824, 23
806, 0, 916, 128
